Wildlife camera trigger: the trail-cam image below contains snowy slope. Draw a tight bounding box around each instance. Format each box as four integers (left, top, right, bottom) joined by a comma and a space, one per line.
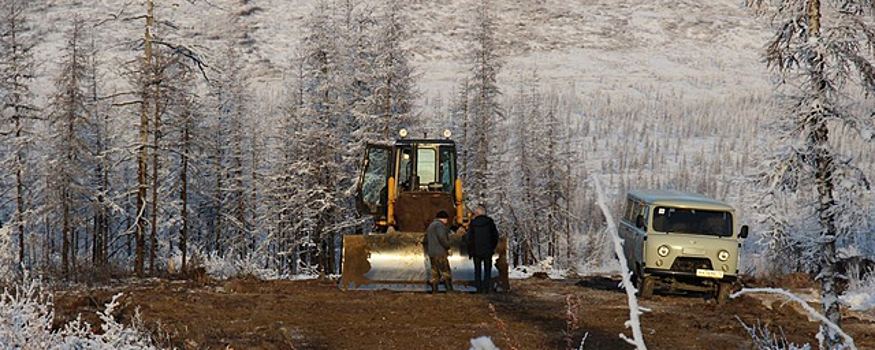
28, 0, 772, 100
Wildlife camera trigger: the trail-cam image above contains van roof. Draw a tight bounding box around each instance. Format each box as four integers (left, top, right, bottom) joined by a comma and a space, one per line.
627, 189, 735, 211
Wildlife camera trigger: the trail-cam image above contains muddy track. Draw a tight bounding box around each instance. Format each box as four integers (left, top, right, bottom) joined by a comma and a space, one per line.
53, 277, 875, 349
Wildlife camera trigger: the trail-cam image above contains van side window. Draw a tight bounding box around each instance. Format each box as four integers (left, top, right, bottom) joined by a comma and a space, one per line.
639, 205, 648, 229
624, 198, 635, 222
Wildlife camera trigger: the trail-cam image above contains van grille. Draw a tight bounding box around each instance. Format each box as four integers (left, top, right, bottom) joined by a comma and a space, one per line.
670, 257, 713, 273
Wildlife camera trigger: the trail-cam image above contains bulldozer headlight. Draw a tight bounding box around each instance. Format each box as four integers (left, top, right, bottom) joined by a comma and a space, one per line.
399, 128, 409, 138
658, 245, 670, 257
443, 129, 452, 138
718, 250, 730, 261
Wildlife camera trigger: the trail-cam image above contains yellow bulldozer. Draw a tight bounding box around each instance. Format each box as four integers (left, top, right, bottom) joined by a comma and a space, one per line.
340, 129, 510, 292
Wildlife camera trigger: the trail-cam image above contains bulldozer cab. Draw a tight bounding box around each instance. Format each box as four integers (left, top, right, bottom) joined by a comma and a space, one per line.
343, 133, 509, 292
356, 139, 461, 231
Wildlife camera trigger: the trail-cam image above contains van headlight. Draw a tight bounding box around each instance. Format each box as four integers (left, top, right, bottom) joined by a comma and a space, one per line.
658, 245, 670, 257
718, 250, 730, 261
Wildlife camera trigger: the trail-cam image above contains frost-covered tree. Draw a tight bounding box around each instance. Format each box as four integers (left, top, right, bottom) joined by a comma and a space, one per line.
170, 94, 204, 272
465, 0, 503, 205
503, 73, 540, 265
500, 73, 580, 267
206, 46, 255, 258
373, 0, 417, 139
155, 47, 204, 273
300, 0, 344, 273
132, 0, 158, 277
117, 0, 208, 276
0, 278, 160, 349
334, 0, 377, 241
264, 57, 308, 274
0, 226, 15, 282
45, 16, 97, 277
452, 78, 471, 184
0, 0, 38, 268
751, 0, 875, 348
86, 33, 112, 270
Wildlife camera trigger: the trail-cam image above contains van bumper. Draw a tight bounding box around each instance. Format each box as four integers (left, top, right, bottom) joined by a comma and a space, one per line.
644, 267, 737, 283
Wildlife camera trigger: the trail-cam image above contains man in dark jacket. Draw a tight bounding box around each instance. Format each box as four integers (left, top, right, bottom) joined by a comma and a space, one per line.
467, 206, 499, 294
425, 210, 452, 293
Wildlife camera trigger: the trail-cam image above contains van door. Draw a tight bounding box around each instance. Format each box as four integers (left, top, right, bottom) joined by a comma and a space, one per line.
632, 204, 649, 270
619, 197, 638, 272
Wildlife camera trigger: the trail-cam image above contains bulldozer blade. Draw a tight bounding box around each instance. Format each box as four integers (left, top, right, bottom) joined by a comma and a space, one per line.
340, 231, 509, 292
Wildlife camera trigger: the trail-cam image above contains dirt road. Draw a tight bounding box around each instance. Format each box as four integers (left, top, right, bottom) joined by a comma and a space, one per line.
53, 276, 875, 349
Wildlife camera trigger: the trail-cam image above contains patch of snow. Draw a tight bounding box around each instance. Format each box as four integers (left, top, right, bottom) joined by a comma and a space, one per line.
201, 251, 317, 281
837, 246, 864, 260
469, 336, 499, 350
841, 292, 875, 312
509, 257, 567, 280
842, 272, 875, 311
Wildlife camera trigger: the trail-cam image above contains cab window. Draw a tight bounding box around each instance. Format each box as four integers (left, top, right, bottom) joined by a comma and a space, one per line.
439, 147, 456, 192
417, 148, 437, 187
398, 147, 414, 191
360, 146, 390, 212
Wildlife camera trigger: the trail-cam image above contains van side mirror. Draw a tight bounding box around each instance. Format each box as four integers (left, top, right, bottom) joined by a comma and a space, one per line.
739, 225, 749, 239
636, 215, 645, 229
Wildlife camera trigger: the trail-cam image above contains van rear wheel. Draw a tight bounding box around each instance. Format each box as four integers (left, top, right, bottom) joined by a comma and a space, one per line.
631, 265, 641, 288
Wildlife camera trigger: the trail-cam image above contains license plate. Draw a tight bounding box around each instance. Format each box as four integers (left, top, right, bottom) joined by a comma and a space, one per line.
696, 269, 724, 279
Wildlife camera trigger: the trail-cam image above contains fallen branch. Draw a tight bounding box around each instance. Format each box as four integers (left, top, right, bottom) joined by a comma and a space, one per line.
731, 288, 856, 350
591, 175, 647, 350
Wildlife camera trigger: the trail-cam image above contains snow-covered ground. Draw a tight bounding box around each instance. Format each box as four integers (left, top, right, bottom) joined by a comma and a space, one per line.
843, 274, 875, 313
508, 256, 569, 280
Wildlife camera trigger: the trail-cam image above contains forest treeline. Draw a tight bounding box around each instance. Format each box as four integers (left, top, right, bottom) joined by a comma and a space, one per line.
0, 0, 590, 280
0, 0, 873, 305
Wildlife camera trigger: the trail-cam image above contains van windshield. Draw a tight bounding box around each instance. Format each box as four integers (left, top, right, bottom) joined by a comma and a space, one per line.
652, 207, 733, 237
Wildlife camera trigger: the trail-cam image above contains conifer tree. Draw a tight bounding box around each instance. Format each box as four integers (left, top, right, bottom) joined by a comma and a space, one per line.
0, 0, 38, 268
753, 0, 875, 347
45, 16, 96, 277
465, 0, 503, 205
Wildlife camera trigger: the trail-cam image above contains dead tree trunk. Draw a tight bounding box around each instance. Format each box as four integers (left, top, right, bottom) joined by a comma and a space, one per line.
135, 0, 155, 277
180, 115, 190, 271
149, 66, 162, 275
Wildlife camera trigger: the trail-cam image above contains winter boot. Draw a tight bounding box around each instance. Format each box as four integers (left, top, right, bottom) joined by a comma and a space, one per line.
429, 281, 438, 294
445, 280, 454, 293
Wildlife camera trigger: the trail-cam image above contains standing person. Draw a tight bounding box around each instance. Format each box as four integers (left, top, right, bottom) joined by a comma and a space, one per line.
425, 210, 453, 293
467, 206, 499, 294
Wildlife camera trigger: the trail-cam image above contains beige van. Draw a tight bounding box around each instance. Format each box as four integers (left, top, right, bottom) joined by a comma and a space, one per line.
619, 190, 748, 303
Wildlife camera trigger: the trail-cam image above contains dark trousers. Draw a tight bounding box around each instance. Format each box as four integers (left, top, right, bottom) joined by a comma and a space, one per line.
473, 256, 493, 293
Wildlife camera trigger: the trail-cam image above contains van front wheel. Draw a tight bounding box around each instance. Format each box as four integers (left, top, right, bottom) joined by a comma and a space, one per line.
716, 282, 731, 304
639, 276, 654, 298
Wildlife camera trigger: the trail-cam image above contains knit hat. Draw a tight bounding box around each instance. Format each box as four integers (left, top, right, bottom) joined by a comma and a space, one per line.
436, 210, 450, 219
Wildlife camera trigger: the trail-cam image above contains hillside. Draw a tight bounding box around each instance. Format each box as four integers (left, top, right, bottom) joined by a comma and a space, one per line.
31, 0, 772, 99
